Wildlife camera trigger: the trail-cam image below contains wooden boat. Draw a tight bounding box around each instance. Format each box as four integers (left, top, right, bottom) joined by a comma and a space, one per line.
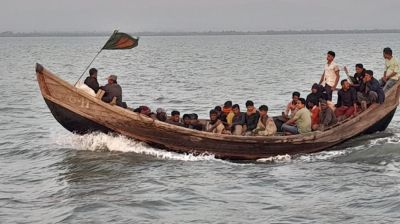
36, 63, 400, 160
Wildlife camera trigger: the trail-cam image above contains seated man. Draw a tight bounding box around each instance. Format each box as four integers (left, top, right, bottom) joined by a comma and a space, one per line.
283, 91, 300, 119
166, 110, 183, 126
206, 109, 225, 134
190, 113, 204, 131
100, 75, 125, 108
228, 104, 245, 135
221, 101, 235, 124
344, 64, 365, 91
335, 79, 357, 120
84, 68, 100, 93
155, 108, 167, 122
380, 47, 399, 92
306, 83, 324, 109
317, 99, 337, 131
358, 70, 385, 110
253, 105, 277, 136
281, 98, 311, 135
182, 114, 192, 128
243, 100, 260, 135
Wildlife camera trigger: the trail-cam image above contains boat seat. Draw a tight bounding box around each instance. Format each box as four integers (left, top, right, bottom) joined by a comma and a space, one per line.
96, 89, 105, 99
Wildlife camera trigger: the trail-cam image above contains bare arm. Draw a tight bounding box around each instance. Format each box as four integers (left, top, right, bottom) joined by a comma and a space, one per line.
319, 71, 325, 85
332, 70, 340, 90
286, 117, 297, 125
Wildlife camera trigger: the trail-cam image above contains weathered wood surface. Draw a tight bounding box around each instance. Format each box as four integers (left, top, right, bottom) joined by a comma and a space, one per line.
36, 63, 400, 160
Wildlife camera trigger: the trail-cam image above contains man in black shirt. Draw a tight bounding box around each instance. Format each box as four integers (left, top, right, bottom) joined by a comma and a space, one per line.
335, 79, 357, 120
84, 68, 100, 93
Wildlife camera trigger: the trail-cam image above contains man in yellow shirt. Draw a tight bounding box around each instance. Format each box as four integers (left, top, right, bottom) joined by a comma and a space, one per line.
380, 47, 399, 92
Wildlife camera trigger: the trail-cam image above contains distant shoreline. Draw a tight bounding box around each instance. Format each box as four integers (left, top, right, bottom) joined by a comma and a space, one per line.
2, 29, 400, 37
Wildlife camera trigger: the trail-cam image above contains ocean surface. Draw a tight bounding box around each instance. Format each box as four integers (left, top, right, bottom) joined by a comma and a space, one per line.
1, 34, 400, 223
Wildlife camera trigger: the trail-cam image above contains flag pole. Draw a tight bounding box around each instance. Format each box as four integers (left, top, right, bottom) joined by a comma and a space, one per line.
74, 30, 118, 87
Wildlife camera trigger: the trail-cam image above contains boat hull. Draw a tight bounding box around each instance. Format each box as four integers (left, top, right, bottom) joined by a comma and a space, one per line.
36, 63, 400, 160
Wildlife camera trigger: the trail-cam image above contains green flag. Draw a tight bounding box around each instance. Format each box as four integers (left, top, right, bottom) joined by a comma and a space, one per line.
102, 30, 139, 50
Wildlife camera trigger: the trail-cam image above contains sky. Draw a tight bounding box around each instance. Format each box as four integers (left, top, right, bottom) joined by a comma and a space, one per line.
1, 0, 400, 32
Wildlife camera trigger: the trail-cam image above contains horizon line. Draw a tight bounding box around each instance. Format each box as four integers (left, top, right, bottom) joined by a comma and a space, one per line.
2, 29, 400, 37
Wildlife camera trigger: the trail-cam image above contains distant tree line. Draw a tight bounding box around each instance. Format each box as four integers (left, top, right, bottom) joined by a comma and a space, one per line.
2, 29, 400, 37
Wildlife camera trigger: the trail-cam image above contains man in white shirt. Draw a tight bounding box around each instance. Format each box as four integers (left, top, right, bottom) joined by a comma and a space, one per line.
319, 51, 340, 101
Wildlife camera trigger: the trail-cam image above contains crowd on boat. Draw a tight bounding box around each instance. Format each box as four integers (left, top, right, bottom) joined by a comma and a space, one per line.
79, 47, 399, 136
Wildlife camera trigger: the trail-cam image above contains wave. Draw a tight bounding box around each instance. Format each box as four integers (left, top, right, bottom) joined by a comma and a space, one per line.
55, 132, 223, 162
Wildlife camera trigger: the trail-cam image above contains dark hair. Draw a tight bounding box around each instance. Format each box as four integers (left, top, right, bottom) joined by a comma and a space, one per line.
89, 68, 97, 76
171, 110, 180, 116
365, 70, 374, 76
292, 91, 300, 97
183, 114, 191, 120
383, 47, 392, 55
259, 105, 269, 111
327, 51, 336, 58
355, 63, 364, 69
214, 106, 222, 112
340, 79, 348, 86
298, 98, 306, 105
209, 109, 218, 115
245, 100, 254, 107
232, 104, 240, 110
224, 101, 233, 107
190, 113, 198, 120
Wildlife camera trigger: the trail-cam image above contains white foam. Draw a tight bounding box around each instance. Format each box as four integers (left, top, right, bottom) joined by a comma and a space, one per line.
367, 133, 400, 147
256, 154, 291, 163
296, 150, 347, 162
55, 132, 223, 162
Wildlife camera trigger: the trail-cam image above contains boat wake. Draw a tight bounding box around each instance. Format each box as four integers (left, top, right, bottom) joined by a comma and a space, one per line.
56, 132, 223, 162
54, 131, 399, 164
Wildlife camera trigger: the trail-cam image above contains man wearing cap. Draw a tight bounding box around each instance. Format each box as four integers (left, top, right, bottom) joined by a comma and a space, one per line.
155, 108, 167, 122
100, 75, 124, 107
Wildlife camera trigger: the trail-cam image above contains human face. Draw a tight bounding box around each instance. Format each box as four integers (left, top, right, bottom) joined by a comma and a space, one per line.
292, 96, 299, 103
172, 114, 180, 122
383, 53, 392, 60
327, 54, 334, 63
246, 105, 254, 112
296, 101, 304, 109
355, 67, 363, 74
342, 81, 350, 90
321, 103, 327, 110
311, 88, 318, 94
233, 107, 240, 115
364, 74, 372, 82
259, 110, 267, 116
183, 117, 191, 125
210, 113, 218, 121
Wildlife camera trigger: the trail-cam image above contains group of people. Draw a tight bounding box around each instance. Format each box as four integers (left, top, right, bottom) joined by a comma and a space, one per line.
81, 47, 399, 136
281, 48, 397, 135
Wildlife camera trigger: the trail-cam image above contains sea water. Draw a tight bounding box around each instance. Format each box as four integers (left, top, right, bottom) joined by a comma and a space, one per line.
1, 34, 400, 223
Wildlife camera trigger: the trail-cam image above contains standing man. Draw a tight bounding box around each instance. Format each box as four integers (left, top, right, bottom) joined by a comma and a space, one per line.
380, 47, 399, 92
319, 51, 340, 101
